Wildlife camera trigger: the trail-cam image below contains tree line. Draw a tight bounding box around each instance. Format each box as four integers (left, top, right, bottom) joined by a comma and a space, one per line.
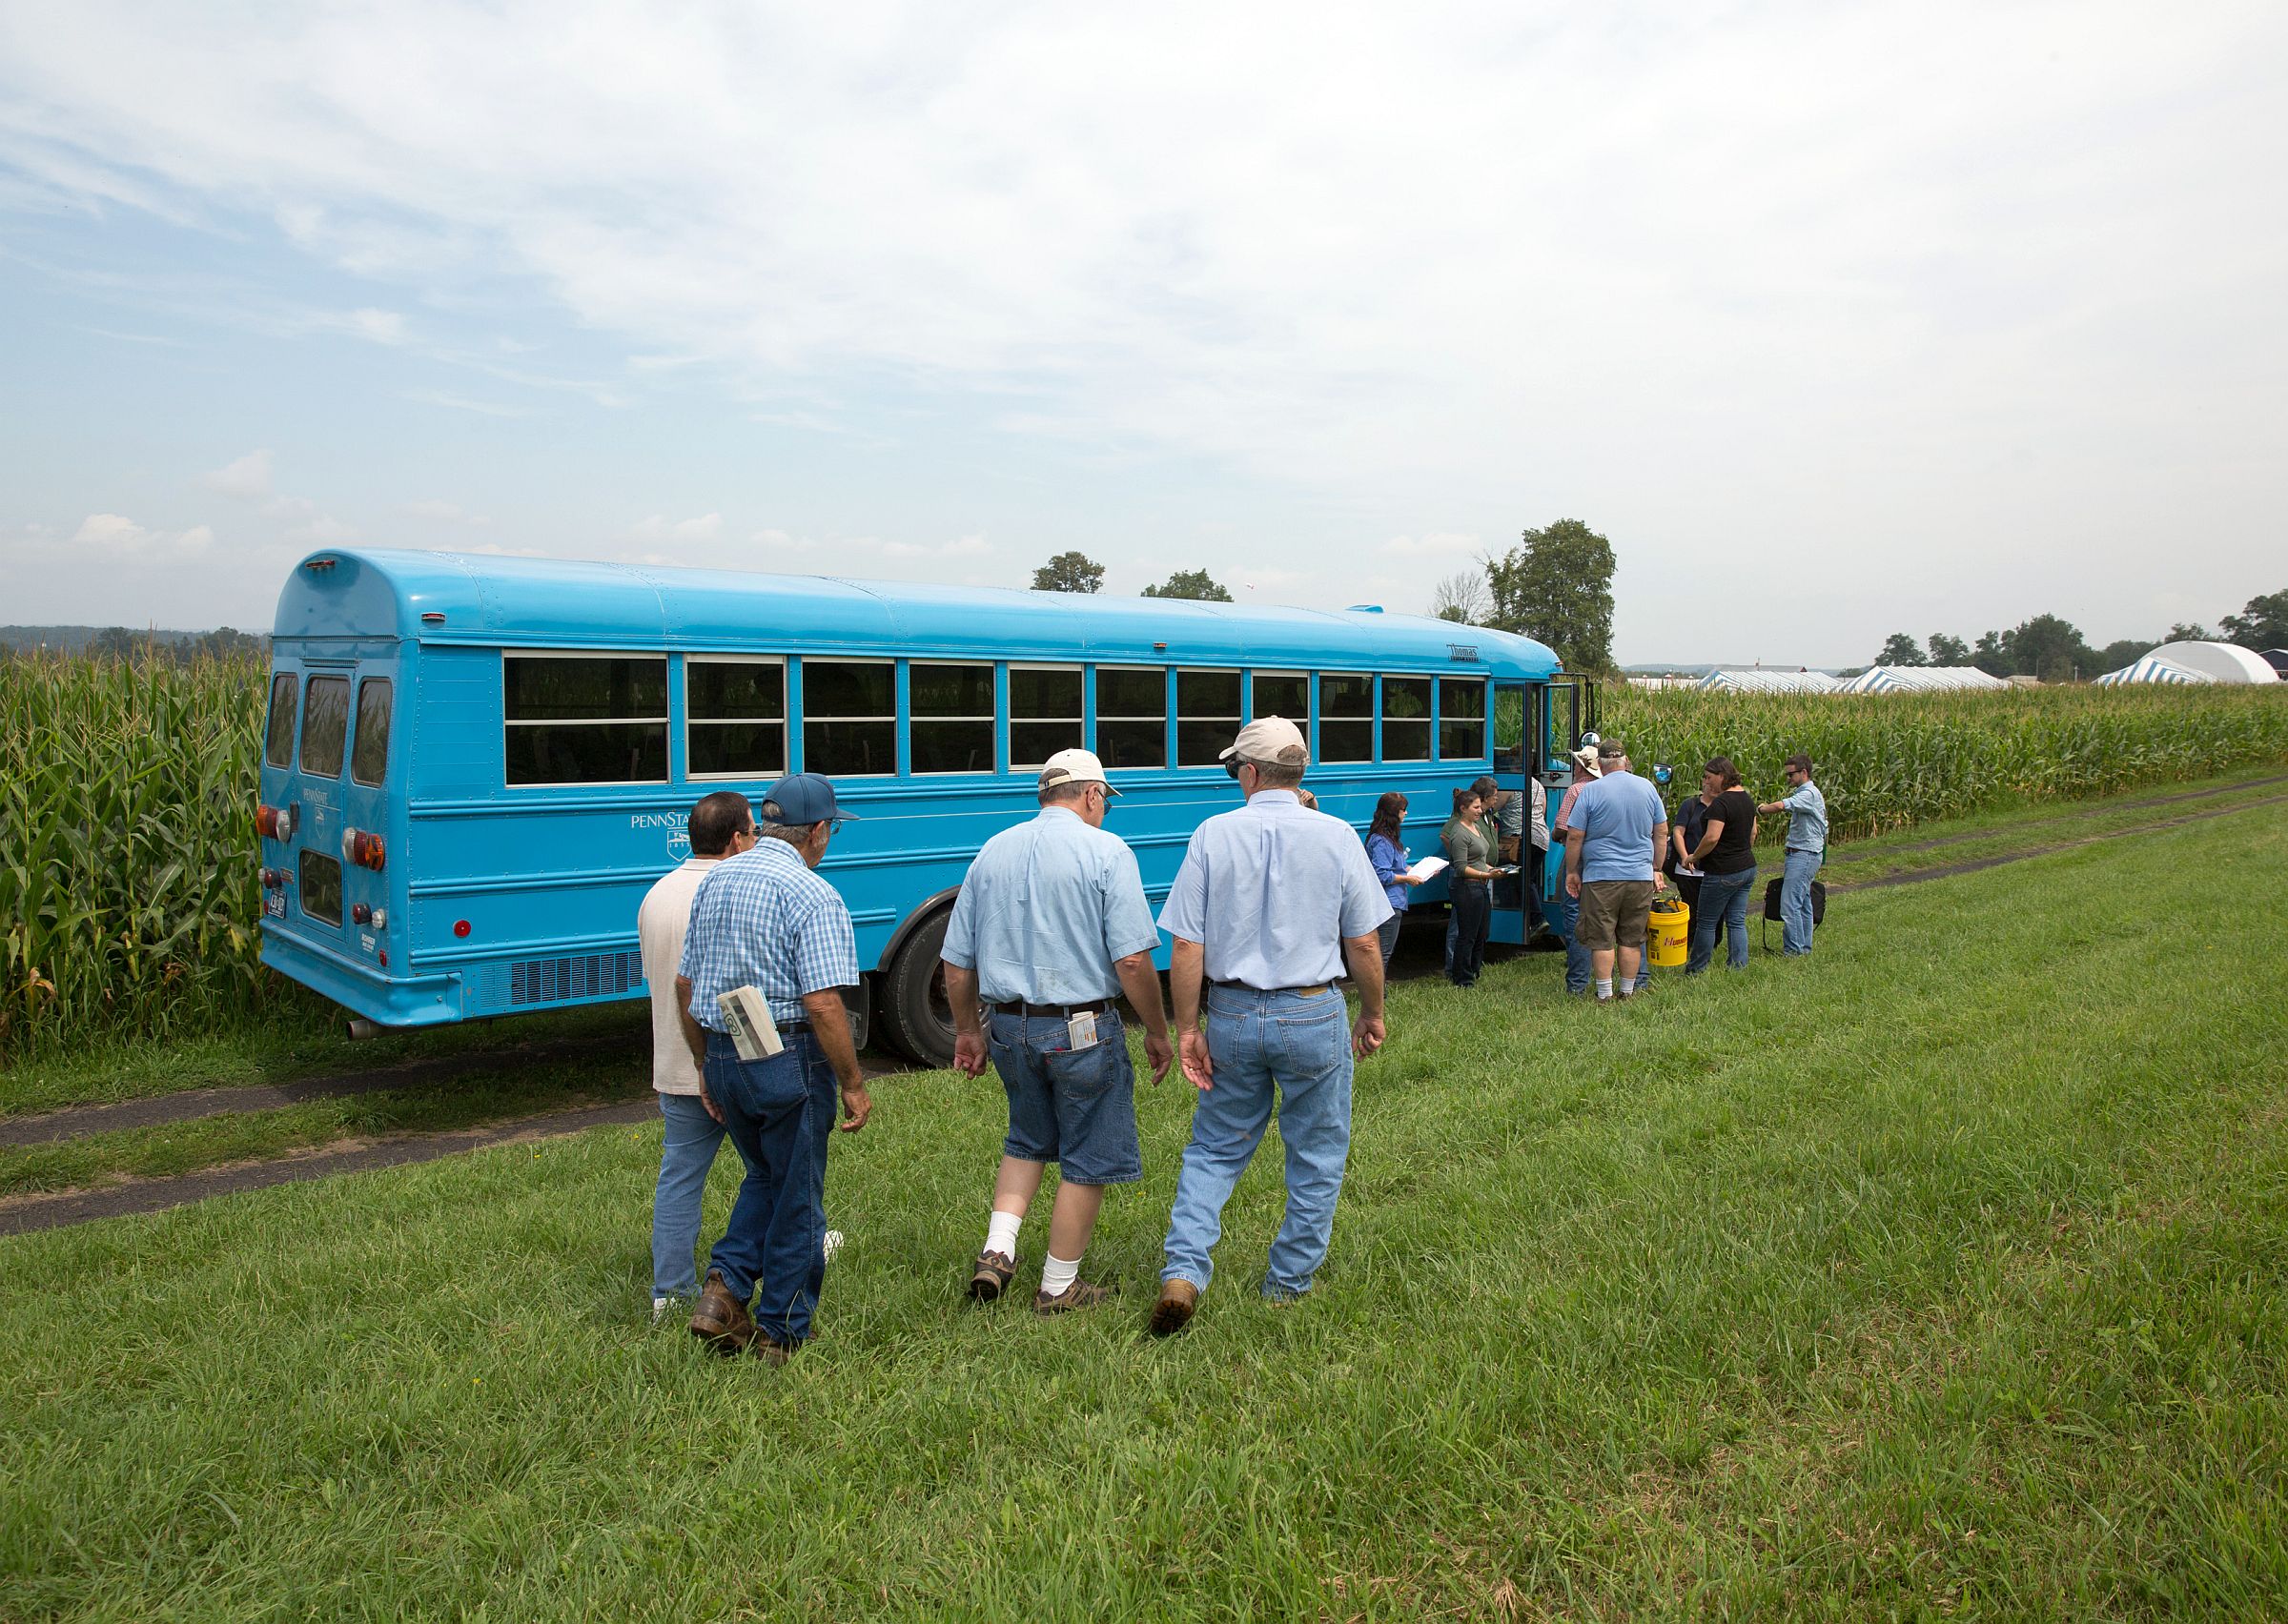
1, 626, 270, 664
1872, 590, 2286, 681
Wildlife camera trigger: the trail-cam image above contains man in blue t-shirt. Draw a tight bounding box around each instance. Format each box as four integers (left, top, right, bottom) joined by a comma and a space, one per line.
1562, 741, 1670, 1004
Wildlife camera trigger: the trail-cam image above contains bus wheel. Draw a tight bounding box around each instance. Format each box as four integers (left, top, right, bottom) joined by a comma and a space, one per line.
880, 907, 960, 1068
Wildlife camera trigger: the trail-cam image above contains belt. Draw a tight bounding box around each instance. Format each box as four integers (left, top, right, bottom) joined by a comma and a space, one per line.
706, 1020, 812, 1040
1211, 980, 1331, 997
990, 998, 1113, 1019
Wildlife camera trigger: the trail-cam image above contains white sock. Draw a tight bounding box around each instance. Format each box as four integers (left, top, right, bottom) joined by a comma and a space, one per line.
1596, 977, 1613, 1001
984, 1209, 1023, 1260
1040, 1251, 1081, 1298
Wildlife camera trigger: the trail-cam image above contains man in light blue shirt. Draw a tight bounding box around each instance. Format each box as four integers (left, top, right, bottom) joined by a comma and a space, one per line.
1148, 717, 1393, 1336
941, 749, 1175, 1313
675, 773, 871, 1363
1563, 741, 1670, 1003
1758, 753, 1828, 955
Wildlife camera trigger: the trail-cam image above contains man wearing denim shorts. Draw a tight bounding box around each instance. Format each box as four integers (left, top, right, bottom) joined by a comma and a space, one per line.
677, 773, 873, 1364
942, 749, 1175, 1313
1148, 717, 1393, 1336
1563, 740, 1670, 1005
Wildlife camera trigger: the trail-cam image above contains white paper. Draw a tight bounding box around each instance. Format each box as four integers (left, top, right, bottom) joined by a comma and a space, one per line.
717, 985, 784, 1061
1065, 1010, 1100, 1050
1405, 854, 1449, 883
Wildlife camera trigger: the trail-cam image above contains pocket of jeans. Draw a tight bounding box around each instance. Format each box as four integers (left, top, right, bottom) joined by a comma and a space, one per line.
1041, 1029, 1122, 1097
733, 1046, 810, 1110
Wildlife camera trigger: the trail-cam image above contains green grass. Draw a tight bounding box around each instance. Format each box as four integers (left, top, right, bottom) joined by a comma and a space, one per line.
3, 806, 2285, 1619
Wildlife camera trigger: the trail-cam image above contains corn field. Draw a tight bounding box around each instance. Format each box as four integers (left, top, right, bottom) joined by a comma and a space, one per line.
0, 652, 317, 1060
6, 654, 2287, 1061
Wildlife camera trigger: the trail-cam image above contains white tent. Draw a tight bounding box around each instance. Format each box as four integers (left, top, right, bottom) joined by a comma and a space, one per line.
1841, 665, 2010, 695
2143, 640, 2280, 684
1696, 668, 1841, 695
2094, 654, 2216, 687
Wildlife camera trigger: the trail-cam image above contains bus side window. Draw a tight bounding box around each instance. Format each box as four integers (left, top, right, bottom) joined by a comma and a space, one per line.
1175, 668, 1241, 767
1095, 667, 1167, 770
1251, 670, 1307, 727
301, 676, 351, 778
351, 678, 393, 785
1382, 676, 1431, 761
1011, 666, 1083, 769
1318, 673, 1373, 762
265, 673, 299, 768
909, 662, 996, 775
689, 658, 786, 779
503, 654, 668, 785
1440, 677, 1487, 760
803, 659, 895, 777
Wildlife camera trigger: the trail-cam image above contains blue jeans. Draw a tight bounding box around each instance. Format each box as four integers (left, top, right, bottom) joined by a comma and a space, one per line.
1782, 849, 1823, 955
1449, 880, 1490, 985
652, 1091, 728, 1299
1163, 986, 1353, 1300
1686, 866, 1757, 973
988, 1008, 1142, 1185
703, 1029, 837, 1345
1552, 887, 1591, 993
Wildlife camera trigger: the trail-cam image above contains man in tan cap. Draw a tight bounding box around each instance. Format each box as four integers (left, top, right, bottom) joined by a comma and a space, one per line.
941, 748, 1175, 1312
1147, 717, 1394, 1335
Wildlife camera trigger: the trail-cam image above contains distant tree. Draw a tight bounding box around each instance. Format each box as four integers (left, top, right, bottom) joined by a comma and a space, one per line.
189, 626, 266, 661
1971, 630, 2011, 679
1139, 568, 1232, 601
1030, 552, 1105, 594
2003, 614, 2096, 682
2095, 638, 2156, 672
88, 627, 147, 661
1429, 570, 1490, 624
1484, 518, 1615, 674
2163, 622, 2210, 643
1874, 633, 1926, 667
2219, 590, 2288, 648
1926, 632, 1971, 666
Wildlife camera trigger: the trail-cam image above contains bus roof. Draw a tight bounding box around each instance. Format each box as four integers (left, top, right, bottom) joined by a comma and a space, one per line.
275, 547, 1562, 678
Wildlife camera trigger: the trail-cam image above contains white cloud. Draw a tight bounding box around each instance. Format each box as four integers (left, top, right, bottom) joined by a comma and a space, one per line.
882, 533, 992, 559
404, 498, 488, 524
631, 513, 724, 546
335, 306, 408, 345
401, 389, 529, 417
200, 448, 274, 499
69, 513, 214, 553
748, 527, 818, 552
1379, 533, 1481, 559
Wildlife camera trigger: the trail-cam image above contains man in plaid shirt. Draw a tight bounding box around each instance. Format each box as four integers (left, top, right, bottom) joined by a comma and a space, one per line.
676, 772, 873, 1362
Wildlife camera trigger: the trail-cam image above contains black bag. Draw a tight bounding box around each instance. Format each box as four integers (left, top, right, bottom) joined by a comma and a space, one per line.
1761, 875, 1827, 952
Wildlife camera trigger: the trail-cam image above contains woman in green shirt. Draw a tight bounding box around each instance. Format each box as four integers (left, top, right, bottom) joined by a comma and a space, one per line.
1441, 786, 1500, 987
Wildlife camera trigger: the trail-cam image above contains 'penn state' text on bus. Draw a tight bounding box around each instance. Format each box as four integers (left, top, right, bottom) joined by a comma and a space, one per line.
256, 549, 1580, 1066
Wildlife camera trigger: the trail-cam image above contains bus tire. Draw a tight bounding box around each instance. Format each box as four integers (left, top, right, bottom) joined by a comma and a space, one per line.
879, 906, 959, 1068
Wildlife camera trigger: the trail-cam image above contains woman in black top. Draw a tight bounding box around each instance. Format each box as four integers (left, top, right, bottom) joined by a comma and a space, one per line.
1683, 756, 1759, 973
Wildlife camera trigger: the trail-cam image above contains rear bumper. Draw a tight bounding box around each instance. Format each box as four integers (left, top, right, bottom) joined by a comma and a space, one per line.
260, 925, 463, 1027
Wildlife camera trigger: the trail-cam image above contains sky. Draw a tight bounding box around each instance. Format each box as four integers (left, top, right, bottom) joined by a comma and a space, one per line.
1, 1, 2282, 666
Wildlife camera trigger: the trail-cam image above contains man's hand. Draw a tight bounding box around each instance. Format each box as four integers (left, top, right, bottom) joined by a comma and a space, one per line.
1178, 1027, 1215, 1091
1653, 872, 1667, 894
952, 1029, 991, 1079
1565, 870, 1581, 900
838, 1082, 872, 1131
1145, 1027, 1175, 1085
698, 1080, 725, 1125
1352, 1013, 1386, 1059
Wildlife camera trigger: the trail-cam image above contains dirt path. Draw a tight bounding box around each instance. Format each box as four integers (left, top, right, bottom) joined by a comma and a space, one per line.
1828, 792, 2288, 894
1826, 772, 2288, 865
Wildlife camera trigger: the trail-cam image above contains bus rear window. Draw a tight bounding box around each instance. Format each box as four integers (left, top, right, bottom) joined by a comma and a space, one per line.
300, 676, 350, 777
351, 679, 393, 785
264, 673, 298, 768
503, 655, 668, 785
300, 849, 343, 925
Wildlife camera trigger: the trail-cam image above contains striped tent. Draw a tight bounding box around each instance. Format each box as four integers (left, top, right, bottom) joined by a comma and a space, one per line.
1841, 665, 2010, 695
2093, 654, 2215, 687
1696, 668, 1841, 695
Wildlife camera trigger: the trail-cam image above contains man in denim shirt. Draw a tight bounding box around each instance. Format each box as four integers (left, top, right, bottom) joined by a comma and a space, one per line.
942, 749, 1175, 1313
1758, 753, 1828, 955
1149, 717, 1392, 1336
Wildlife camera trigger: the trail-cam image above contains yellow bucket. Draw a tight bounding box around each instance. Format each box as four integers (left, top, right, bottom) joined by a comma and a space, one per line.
1647, 896, 1691, 968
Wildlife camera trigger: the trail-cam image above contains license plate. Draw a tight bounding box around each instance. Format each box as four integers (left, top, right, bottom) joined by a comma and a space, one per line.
264, 895, 286, 919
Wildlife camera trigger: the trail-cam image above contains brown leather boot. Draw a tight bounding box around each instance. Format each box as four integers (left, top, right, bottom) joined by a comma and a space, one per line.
688, 1272, 755, 1354
1148, 1278, 1199, 1337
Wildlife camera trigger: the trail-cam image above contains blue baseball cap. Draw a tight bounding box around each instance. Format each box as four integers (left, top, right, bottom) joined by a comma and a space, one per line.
758, 773, 859, 826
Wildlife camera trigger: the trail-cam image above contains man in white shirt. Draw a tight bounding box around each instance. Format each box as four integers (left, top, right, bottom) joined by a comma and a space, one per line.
638, 791, 756, 1319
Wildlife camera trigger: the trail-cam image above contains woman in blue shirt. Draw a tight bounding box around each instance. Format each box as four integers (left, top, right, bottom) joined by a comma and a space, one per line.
1363, 791, 1421, 968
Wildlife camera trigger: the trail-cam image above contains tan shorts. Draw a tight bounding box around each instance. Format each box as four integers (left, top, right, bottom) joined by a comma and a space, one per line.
1577, 879, 1656, 951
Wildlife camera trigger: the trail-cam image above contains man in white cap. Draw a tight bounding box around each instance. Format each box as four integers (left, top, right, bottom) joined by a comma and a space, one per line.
1148, 717, 1394, 1335
942, 748, 1175, 1312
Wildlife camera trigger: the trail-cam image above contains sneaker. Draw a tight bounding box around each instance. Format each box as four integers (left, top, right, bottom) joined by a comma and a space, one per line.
969, 1248, 1017, 1302
823, 1229, 845, 1265
1034, 1279, 1115, 1315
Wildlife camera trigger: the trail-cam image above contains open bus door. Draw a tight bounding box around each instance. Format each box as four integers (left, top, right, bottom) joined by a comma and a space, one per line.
1531, 674, 1600, 924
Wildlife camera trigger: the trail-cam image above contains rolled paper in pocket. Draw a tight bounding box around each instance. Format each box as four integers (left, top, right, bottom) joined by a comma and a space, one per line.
717, 985, 784, 1061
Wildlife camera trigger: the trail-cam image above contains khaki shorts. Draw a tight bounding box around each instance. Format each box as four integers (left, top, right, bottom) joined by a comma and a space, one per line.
1577, 879, 1656, 951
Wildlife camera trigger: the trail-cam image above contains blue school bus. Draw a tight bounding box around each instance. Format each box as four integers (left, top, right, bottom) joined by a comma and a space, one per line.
256, 549, 1588, 1064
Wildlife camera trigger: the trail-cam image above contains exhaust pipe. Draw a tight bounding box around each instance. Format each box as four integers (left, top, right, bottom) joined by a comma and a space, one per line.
346, 1018, 385, 1042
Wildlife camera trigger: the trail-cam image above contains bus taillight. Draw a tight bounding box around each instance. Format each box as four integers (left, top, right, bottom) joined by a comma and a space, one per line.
255, 803, 297, 840
342, 828, 386, 871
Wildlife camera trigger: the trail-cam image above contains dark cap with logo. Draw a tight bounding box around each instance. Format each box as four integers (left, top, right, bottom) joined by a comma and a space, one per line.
759, 773, 859, 826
